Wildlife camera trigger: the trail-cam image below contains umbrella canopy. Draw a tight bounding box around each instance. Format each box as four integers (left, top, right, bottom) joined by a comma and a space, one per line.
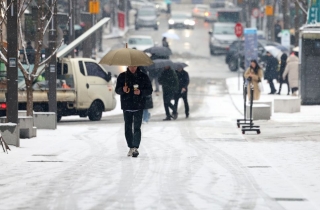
144, 46, 172, 57
145, 59, 174, 71
99, 47, 153, 66
173, 62, 188, 70
162, 32, 180, 40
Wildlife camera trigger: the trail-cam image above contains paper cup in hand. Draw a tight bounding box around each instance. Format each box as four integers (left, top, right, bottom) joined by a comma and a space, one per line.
133, 84, 139, 90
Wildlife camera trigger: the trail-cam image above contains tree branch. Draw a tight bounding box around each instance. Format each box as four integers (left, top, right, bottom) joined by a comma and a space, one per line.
294, 0, 308, 15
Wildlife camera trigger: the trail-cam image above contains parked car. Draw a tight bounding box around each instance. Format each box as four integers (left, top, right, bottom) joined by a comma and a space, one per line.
130, 0, 154, 10
208, 22, 237, 55
135, 7, 159, 30
192, 4, 209, 18
168, 12, 195, 29
127, 35, 155, 51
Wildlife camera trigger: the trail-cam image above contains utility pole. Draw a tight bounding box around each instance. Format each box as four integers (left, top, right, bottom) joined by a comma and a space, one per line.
69, 0, 75, 57
47, 0, 57, 116
6, 0, 18, 124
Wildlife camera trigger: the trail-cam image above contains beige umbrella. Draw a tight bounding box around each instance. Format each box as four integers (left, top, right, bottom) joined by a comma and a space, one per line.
99, 44, 153, 66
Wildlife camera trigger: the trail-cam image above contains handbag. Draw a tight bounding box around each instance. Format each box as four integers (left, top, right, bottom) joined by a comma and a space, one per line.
144, 95, 153, 109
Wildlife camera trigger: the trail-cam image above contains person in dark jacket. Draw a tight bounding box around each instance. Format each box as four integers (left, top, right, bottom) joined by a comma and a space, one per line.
264, 51, 278, 94
140, 66, 153, 123
277, 53, 290, 95
158, 66, 179, 120
274, 20, 282, 43
115, 66, 153, 157
26, 41, 35, 64
162, 37, 169, 49
174, 67, 190, 118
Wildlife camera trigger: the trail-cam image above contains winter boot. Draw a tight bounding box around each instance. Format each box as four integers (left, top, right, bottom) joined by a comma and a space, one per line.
127, 148, 134, 157
132, 148, 139, 158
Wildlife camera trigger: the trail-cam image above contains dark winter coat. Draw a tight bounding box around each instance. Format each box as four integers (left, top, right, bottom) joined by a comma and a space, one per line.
115, 68, 153, 110
176, 69, 189, 91
158, 68, 178, 98
162, 40, 169, 48
279, 53, 288, 83
264, 55, 279, 80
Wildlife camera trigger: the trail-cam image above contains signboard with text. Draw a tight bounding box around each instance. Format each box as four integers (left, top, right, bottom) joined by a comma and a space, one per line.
308, 0, 320, 24
281, 29, 291, 51
244, 28, 258, 70
118, 11, 125, 30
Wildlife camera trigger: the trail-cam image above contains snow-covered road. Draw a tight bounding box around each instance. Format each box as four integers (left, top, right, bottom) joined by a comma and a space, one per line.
1, 77, 320, 210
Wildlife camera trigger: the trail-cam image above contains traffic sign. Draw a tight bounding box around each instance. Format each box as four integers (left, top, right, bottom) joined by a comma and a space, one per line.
234, 23, 243, 38
265, 5, 273, 16
252, 8, 259, 18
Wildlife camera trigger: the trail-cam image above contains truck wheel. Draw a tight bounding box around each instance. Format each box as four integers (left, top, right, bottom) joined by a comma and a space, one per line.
88, 101, 103, 121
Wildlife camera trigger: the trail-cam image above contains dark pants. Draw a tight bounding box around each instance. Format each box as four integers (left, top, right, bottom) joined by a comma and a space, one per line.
279, 81, 290, 94
268, 78, 277, 93
123, 110, 143, 149
174, 92, 189, 116
163, 92, 176, 117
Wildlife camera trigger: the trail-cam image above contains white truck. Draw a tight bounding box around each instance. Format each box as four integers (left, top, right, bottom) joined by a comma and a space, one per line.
0, 18, 116, 122
0, 57, 116, 122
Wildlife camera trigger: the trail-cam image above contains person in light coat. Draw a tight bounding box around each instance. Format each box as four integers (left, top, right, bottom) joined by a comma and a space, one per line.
244, 60, 263, 101
283, 52, 299, 96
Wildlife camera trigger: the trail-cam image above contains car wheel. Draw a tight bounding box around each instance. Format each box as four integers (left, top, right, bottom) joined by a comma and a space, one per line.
57, 115, 62, 122
228, 59, 238, 72
135, 25, 139, 30
154, 26, 158, 30
210, 47, 215, 55
88, 101, 103, 121
169, 26, 172, 29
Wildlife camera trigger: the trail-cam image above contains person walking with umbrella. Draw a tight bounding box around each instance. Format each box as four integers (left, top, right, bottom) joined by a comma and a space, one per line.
115, 66, 153, 157
158, 65, 179, 120
174, 63, 190, 118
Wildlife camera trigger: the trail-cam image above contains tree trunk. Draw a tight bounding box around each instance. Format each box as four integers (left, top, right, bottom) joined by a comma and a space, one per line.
282, 0, 289, 29
26, 79, 34, 116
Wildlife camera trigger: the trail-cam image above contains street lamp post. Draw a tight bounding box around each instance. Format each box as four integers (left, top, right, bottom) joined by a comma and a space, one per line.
6, 0, 18, 124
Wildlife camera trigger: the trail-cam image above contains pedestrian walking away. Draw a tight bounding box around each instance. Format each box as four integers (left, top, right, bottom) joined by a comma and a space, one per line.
244, 60, 263, 100
277, 53, 290, 95
174, 67, 190, 118
158, 66, 179, 120
264, 51, 278, 94
115, 66, 153, 157
283, 51, 299, 96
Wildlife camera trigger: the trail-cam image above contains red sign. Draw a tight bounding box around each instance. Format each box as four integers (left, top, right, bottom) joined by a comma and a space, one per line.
118, 11, 126, 30
234, 23, 243, 38
252, 8, 259, 18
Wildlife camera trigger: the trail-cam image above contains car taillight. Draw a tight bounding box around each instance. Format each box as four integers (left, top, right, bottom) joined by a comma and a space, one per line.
205, 12, 210, 16
0, 103, 7, 109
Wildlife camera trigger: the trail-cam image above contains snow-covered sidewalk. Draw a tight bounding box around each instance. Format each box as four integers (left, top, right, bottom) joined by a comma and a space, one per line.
226, 77, 320, 123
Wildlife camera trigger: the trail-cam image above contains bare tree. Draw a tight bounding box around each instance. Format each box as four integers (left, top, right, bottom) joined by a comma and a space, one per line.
0, 0, 68, 116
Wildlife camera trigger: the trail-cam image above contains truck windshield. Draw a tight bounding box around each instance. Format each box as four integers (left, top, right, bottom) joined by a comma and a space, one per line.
217, 11, 240, 23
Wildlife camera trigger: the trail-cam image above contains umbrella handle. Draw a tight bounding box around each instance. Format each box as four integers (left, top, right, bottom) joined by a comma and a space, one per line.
124, 83, 130, 93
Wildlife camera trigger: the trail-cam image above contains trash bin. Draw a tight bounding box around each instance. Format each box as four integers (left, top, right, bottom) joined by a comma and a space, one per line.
300, 25, 320, 105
